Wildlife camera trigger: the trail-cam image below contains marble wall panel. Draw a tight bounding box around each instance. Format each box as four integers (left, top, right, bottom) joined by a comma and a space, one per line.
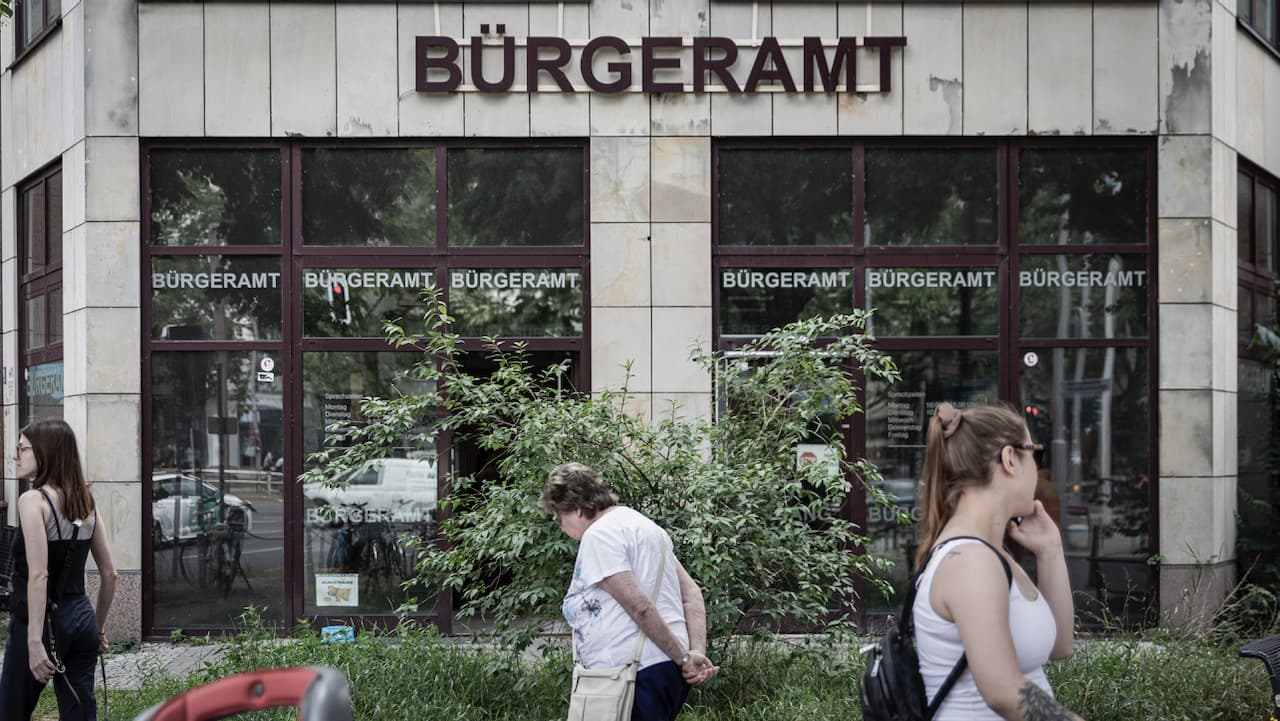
64, 307, 140, 396
652, 223, 711, 307
1094, 4, 1159, 134
529, 0, 589, 134
592, 307, 652, 393
62, 223, 88, 314
337, 5, 398, 137
591, 93, 652, 136
651, 94, 712, 136
707, 0, 772, 88
85, 136, 139, 222
1028, 4, 1091, 135
591, 137, 650, 222
13, 39, 65, 177
532, 93, 590, 136
1158, 303, 1212, 389
836, 2, 904, 136
962, 3, 1026, 135
652, 137, 710, 223
710, 94, 771, 135
652, 392, 713, 424
84, 0, 138, 136
773, 4, 838, 134
139, 3, 203, 136
1157, 218, 1212, 304
1211, 220, 1236, 310
91, 481, 144, 571
463, 4, 529, 89
1159, 476, 1235, 564
1212, 304, 1236, 393
652, 307, 712, 394
1159, 0, 1212, 135
1266, 56, 1280, 176
1235, 32, 1265, 165
1158, 389, 1213, 477
62, 2, 85, 148
206, 3, 270, 137
464, 94, 531, 136
1, 71, 11, 189
591, 223, 651, 307
1, 188, 13, 262
653, 0, 709, 37
270, 5, 336, 137
1158, 134, 1212, 218
1211, 138, 1236, 228
1212, 1, 1237, 147
397, 4, 464, 136
81, 394, 142, 487
902, 3, 962, 136
81, 222, 141, 308
590, 0, 648, 38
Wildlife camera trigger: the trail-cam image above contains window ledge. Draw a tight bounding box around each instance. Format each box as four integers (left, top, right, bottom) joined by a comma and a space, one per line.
1238, 16, 1280, 64
8, 16, 62, 73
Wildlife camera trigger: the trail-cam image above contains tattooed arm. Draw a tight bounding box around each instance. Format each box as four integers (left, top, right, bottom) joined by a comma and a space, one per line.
930, 543, 1087, 721
1016, 682, 1084, 721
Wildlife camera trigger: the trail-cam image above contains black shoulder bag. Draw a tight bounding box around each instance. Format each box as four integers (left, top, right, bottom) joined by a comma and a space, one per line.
858, 536, 1013, 721
37, 489, 83, 708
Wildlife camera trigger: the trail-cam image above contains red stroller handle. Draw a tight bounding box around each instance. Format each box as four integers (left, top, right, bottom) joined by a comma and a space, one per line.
133, 666, 353, 721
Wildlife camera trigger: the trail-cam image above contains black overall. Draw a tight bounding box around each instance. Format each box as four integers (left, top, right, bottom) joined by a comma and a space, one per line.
0, 490, 99, 721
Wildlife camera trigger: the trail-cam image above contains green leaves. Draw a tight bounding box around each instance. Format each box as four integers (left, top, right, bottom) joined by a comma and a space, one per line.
307, 287, 902, 650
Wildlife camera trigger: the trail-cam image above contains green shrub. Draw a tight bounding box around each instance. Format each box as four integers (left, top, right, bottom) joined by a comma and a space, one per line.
301, 292, 903, 651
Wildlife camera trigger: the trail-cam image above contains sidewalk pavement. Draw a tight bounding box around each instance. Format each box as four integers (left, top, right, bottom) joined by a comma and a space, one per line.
0, 641, 226, 691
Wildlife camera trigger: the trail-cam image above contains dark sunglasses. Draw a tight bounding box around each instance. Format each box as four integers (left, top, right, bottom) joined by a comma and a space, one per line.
998, 442, 1044, 463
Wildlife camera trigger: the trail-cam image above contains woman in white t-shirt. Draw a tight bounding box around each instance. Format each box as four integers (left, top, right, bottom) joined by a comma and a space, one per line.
540, 462, 719, 721
913, 403, 1086, 721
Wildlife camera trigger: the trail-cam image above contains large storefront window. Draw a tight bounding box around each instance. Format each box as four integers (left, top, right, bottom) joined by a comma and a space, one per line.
20, 164, 63, 428
144, 141, 587, 634
715, 141, 1155, 626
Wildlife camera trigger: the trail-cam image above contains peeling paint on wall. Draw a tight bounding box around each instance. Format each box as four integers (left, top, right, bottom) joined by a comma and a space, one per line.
1164, 47, 1211, 134
928, 75, 962, 134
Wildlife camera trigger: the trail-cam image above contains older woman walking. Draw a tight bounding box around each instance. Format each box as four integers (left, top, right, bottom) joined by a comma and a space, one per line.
541, 462, 719, 721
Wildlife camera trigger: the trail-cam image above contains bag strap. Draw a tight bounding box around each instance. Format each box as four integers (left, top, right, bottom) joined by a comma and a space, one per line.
629, 542, 668, 665
37, 488, 82, 607
900, 535, 1013, 719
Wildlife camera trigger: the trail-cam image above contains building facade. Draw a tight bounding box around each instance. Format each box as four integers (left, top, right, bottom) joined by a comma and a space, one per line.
1, 0, 1277, 640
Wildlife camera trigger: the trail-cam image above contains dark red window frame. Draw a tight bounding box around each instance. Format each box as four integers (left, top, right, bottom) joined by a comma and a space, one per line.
140, 139, 591, 638
1238, 159, 1279, 357
18, 162, 64, 427
712, 137, 1158, 627
13, 0, 62, 65
1239, 0, 1280, 58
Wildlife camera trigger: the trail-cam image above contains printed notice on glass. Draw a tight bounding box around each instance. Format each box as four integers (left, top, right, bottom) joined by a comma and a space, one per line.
886, 390, 925, 448
316, 573, 359, 607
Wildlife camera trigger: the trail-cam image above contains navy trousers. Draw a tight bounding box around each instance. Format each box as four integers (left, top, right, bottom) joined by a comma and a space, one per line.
0, 596, 99, 721
632, 661, 691, 721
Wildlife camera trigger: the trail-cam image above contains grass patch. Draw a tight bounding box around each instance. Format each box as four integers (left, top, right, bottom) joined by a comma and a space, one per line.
96, 614, 1274, 721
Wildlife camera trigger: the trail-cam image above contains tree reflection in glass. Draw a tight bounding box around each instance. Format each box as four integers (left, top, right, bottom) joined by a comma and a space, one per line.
448, 148, 583, 246
302, 148, 436, 246
151, 256, 282, 341
149, 150, 281, 246
865, 149, 997, 246
718, 149, 852, 246
1018, 149, 1147, 246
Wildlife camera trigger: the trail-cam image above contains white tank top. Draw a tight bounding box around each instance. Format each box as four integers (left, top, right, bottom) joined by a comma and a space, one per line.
913, 537, 1057, 720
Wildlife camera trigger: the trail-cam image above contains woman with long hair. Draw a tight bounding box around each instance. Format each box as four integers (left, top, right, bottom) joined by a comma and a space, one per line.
1, 419, 118, 720
912, 402, 1085, 721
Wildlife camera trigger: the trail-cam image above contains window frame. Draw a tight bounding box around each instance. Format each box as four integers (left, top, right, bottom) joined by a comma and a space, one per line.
12, 0, 62, 67
18, 162, 64, 428
713, 138, 1158, 628
1239, 0, 1280, 59
140, 139, 591, 638
1238, 159, 1280, 359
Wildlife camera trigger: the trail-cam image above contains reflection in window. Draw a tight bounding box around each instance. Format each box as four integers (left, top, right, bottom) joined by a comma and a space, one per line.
448, 267, 584, 337
448, 148, 583, 246
865, 267, 998, 336
151, 256, 282, 341
863, 350, 999, 610
25, 294, 46, 350
1019, 254, 1149, 339
302, 352, 437, 615
865, 149, 998, 246
303, 148, 435, 246
301, 268, 434, 338
1019, 149, 1148, 246
718, 149, 852, 246
718, 267, 852, 336
149, 150, 282, 246
24, 361, 64, 427
150, 351, 285, 628
1020, 347, 1151, 625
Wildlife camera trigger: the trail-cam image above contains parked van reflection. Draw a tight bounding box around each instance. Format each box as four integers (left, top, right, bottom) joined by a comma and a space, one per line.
304, 458, 437, 526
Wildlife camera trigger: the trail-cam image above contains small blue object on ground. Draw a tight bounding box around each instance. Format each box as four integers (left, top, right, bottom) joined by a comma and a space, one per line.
321, 625, 355, 644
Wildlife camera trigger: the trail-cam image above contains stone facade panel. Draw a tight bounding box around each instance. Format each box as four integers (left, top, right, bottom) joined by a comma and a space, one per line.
397, 4, 464, 136
1158, 476, 1235, 566
270, 5, 337, 137
139, 3, 203, 136
651, 94, 712, 136
532, 93, 591, 136
85, 137, 139, 223
1028, 5, 1091, 135
591, 307, 651, 393
1235, 32, 1265, 166
1094, 4, 1158, 134
652, 137, 711, 223
1158, 389, 1213, 477
1266, 54, 1280, 176
902, 3, 962, 136
337, 5, 398, 137
591, 137, 650, 222
710, 94, 771, 136
651, 307, 711, 394
1159, 0, 1212, 135
591, 223, 652, 307
84, 0, 139, 136
206, 3, 270, 137
1158, 304, 1212, 389
1156, 218, 1212, 304
962, 3, 1026, 136
464, 93, 531, 137
63, 140, 85, 231
652, 223, 711, 307
1158, 134, 1212, 218
591, 94, 651, 137
1212, 2, 1237, 147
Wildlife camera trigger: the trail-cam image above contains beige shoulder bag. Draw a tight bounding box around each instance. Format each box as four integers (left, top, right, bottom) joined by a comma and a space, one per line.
567, 548, 668, 721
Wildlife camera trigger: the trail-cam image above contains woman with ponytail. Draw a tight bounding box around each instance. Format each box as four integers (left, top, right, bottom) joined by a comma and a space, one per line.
911, 403, 1084, 721
1, 419, 117, 720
